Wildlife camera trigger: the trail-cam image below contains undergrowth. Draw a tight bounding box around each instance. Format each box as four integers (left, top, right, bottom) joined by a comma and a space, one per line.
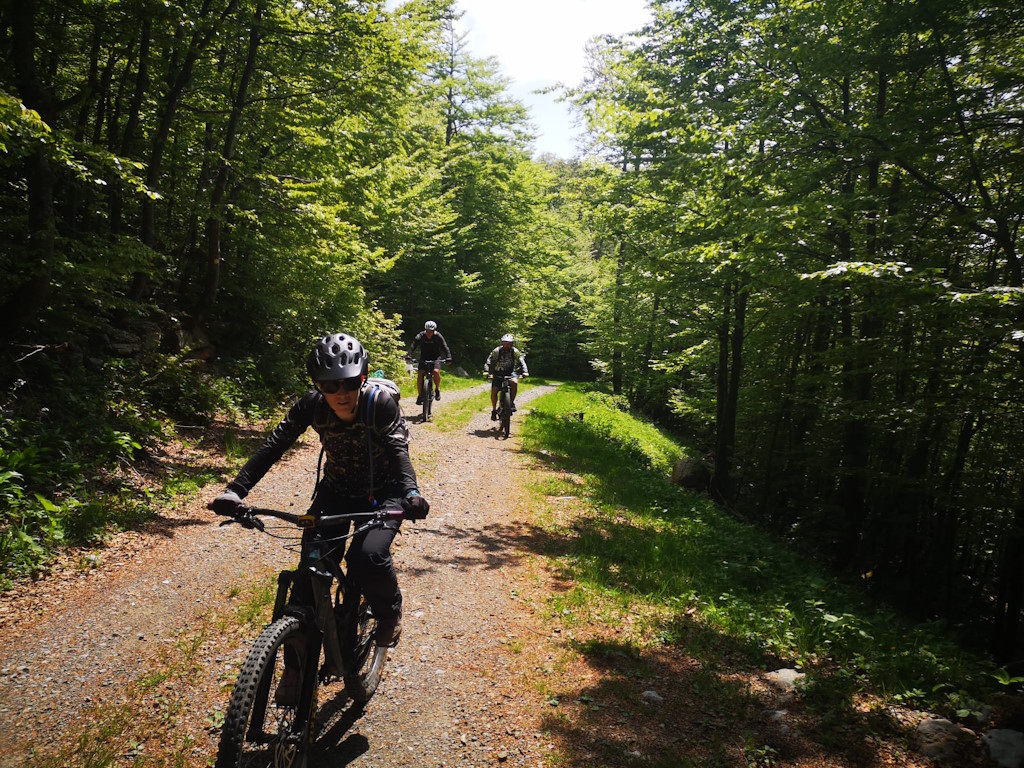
0, 351, 279, 590
521, 383, 1006, 723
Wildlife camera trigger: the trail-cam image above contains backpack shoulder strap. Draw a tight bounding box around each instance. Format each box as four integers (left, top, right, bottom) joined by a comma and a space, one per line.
359, 381, 401, 432
310, 394, 332, 500
357, 381, 399, 508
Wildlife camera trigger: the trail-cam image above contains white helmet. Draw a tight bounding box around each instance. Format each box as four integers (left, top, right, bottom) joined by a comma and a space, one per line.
424, 321, 437, 330
501, 333, 514, 343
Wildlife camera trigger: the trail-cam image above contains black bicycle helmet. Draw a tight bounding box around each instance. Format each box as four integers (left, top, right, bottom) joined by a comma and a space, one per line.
306, 333, 369, 381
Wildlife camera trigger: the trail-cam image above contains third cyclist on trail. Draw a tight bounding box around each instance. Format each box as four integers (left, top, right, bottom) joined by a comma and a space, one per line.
483, 333, 528, 421
406, 321, 453, 405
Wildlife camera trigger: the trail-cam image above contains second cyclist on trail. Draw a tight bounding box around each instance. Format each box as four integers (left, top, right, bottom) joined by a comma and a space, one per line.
406, 321, 453, 405
484, 333, 529, 421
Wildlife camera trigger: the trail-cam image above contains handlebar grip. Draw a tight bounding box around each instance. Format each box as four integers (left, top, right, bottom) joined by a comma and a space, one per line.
213, 505, 265, 531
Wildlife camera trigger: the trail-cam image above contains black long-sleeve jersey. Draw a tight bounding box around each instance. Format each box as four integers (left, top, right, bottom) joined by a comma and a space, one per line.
407, 331, 452, 362
226, 388, 417, 501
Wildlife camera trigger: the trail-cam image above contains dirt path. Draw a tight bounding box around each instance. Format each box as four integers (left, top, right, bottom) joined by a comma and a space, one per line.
0, 382, 558, 767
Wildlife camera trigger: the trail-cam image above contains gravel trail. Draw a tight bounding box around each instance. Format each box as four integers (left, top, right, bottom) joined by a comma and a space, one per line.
0, 381, 558, 768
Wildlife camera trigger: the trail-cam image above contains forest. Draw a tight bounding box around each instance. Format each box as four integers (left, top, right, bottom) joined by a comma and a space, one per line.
2, 0, 1023, 665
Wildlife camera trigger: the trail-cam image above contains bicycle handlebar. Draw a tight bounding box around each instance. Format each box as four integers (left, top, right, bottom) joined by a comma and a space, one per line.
216, 505, 405, 532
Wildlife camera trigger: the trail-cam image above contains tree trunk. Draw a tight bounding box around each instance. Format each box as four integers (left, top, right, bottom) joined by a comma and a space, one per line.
111, 17, 151, 239
637, 294, 661, 407
611, 237, 626, 395
130, 0, 239, 301
759, 322, 809, 526
936, 44, 1021, 287
195, 2, 263, 328
711, 275, 745, 501
724, 275, 746, 480
1, 0, 56, 345
64, 23, 103, 235
992, 481, 1024, 661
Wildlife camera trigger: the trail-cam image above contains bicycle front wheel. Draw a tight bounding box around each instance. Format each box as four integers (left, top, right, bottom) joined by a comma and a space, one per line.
500, 388, 512, 438
423, 377, 433, 421
342, 593, 389, 703
217, 616, 314, 768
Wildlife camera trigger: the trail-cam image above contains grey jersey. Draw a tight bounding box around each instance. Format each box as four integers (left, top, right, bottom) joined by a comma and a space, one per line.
484, 346, 528, 376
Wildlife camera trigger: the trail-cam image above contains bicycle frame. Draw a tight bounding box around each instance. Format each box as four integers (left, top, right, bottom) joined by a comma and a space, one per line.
411, 358, 443, 422
222, 508, 400, 743
490, 373, 514, 438
245, 541, 343, 740
268, 533, 367, 677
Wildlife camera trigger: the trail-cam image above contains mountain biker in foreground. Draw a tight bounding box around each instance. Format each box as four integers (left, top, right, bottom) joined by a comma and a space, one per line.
484, 333, 529, 421
405, 320, 453, 405
208, 332, 429, 704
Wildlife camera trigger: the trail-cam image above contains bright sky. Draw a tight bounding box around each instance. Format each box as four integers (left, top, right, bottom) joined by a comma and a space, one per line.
454, 0, 652, 159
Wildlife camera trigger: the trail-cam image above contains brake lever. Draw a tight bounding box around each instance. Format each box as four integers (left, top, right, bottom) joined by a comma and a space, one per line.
217, 513, 265, 532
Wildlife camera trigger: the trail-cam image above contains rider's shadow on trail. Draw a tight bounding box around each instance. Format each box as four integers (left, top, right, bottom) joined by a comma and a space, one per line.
310, 699, 369, 766
470, 427, 506, 439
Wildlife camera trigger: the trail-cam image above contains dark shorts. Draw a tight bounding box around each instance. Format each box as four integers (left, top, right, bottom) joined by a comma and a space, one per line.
417, 358, 442, 372
490, 371, 517, 388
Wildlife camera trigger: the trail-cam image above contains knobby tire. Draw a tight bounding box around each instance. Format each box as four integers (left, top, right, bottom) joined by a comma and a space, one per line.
342, 592, 389, 703
216, 616, 313, 768
423, 376, 433, 422
500, 387, 512, 438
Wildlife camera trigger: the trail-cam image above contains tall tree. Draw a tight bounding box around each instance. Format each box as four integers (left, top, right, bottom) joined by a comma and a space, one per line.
570, 0, 1024, 655
2, 0, 58, 343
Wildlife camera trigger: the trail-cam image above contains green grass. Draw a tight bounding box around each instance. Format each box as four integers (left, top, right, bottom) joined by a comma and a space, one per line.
160, 469, 222, 500
399, 370, 548, 433
427, 387, 491, 431
398, 367, 547, 397
223, 429, 252, 463
399, 368, 486, 433
520, 383, 1001, 720
397, 366, 483, 397
233, 577, 278, 629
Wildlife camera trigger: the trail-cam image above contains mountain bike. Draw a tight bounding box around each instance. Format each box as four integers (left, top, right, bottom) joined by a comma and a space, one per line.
214, 505, 408, 768
408, 359, 443, 422
489, 373, 515, 438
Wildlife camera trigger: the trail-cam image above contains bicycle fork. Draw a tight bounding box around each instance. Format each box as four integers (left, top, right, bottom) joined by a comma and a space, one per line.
272, 559, 347, 669
246, 571, 327, 745
243, 572, 303, 742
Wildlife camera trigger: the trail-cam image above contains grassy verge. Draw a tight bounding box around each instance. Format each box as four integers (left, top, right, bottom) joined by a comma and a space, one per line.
396, 365, 482, 396
415, 376, 548, 433
517, 383, 1004, 766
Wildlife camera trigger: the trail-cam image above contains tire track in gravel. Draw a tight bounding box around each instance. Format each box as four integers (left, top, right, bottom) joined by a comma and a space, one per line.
0, 380, 559, 768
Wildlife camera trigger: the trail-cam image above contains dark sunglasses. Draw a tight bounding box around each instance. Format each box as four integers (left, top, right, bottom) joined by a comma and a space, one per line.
318, 376, 362, 394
